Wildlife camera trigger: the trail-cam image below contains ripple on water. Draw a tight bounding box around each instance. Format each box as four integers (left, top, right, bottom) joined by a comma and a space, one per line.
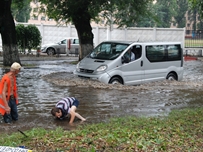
42, 71, 203, 92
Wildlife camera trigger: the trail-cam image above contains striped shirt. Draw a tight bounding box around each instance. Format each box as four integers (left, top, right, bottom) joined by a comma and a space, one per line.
56, 97, 76, 118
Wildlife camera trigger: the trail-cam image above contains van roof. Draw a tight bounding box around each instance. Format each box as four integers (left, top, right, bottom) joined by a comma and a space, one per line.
102, 40, 134, 44
102, 40, 181, 45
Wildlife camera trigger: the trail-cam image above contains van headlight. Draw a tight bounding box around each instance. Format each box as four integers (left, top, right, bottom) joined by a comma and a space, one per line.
96, 65, 107, 72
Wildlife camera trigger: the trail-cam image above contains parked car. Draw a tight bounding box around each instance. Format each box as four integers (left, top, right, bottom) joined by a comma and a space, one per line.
40, 37, 79, 55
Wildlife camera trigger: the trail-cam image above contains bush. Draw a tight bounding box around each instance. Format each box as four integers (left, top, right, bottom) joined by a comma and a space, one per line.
16, 24, 26, 53
16, 24, 41, 54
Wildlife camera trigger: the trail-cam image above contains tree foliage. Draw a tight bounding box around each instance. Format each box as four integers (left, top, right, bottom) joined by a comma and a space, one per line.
174, 0, 188, 28
11, 0, 31, 22
153, 0, 178, 28
133, 0, 189, 28
39, 0, 152, 27
135, 2, 159, 27
188, 0, 203, 18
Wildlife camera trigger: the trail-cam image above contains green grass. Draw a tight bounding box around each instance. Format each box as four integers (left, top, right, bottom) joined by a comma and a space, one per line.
185, 39, 203, 47
1, 108, 203, 152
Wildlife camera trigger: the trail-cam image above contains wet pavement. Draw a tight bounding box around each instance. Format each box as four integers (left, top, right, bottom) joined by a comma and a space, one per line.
0, 56, 203, 134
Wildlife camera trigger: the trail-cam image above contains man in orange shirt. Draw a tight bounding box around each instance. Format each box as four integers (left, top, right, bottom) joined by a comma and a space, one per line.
0, 62, 21, 123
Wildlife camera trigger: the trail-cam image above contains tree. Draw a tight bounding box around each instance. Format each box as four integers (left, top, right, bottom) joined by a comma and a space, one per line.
153, 0, 178, 28
188, 0, 203, 32
188, 0, 203, 18
135, 2, 159, 27
174, 0, 188, 28
39, 0, 153, 60
0, 0, 31, 66
136, 0, 188, 28
11, 0, 31, 22
0, 0, 22, 66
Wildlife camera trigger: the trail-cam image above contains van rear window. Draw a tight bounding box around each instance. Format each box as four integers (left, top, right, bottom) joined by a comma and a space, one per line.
146, 44, 181, 62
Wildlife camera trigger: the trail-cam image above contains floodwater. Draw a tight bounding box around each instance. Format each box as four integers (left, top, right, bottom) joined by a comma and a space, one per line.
0, 58, 203, 134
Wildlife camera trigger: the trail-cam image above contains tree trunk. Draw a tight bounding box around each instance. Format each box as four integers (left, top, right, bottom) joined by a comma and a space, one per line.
0, 0, 21, 66
72, 11, 94, 61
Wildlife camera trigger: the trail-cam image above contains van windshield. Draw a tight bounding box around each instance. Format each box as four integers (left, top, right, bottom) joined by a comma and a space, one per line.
89, 42, 129, 60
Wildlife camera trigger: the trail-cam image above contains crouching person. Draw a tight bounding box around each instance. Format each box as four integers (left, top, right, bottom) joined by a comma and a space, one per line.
51, 97, 86, 124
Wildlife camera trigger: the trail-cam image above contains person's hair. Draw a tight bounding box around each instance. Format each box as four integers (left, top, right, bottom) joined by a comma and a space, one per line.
10, 68, 17, 72
51, 107, 60, 116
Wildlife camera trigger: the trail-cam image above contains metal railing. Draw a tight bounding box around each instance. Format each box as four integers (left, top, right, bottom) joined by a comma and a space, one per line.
185, 30, 203, 48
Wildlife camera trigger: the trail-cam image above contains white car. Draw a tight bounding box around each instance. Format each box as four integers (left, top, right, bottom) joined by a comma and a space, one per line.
41, 37, 79, 55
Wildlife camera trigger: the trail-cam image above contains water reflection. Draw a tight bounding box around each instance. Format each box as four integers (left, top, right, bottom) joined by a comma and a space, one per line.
0, 59, 203, 134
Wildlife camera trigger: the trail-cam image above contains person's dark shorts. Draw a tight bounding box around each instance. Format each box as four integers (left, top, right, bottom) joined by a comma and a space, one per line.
3, 114, 12, 123
72, 99, 79, 107
3, 96, 18, 123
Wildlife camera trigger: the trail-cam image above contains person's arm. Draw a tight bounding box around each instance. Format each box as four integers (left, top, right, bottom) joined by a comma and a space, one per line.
68, 106, 86, 123
75, 112, 86, 121
2, 81, 10, 114
131, 52, 135, 61
69, 109, 76, 124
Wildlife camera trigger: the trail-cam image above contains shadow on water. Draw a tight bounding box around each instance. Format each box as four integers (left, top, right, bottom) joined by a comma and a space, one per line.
1, 59, 203, 134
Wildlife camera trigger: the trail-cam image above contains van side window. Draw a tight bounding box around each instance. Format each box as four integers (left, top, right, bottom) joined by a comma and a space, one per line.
124, 48, 135, 62
131, 45, 142, 59
167, 45, 181, 61
146, 45, 181, 62
146, 45, 165, 62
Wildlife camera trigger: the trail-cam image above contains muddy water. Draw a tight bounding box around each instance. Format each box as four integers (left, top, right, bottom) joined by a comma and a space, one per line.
0, 59, 203, 134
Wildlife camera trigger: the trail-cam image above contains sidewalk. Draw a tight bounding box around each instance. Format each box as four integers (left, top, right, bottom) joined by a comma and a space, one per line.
197, 57, 203, 62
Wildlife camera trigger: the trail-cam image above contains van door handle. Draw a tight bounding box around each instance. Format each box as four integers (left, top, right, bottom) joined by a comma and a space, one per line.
141, 61, 143, 67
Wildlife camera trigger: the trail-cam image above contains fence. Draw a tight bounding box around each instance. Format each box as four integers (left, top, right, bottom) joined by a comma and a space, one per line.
185, 30, 203, 48
184, 29, 203, 56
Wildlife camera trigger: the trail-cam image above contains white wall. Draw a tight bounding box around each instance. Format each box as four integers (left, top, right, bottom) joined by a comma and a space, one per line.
0, 23, 185, 50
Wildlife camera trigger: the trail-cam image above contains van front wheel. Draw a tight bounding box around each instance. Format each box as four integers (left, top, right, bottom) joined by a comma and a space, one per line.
166, 73, 177, 81
109, 77, 123, 85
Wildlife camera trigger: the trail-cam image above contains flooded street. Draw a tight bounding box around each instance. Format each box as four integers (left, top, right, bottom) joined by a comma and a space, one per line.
0, 57, 203, 134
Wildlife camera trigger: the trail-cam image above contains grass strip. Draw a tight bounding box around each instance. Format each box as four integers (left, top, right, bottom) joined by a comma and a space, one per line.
0, 107, 203, 152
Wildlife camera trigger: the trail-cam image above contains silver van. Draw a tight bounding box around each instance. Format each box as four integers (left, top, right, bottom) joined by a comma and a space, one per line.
41, 37, 79, 55
74, 41, 184, 85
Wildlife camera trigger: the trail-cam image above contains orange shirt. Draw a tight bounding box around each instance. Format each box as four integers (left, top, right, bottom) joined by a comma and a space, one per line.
0, 73, 18, 115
